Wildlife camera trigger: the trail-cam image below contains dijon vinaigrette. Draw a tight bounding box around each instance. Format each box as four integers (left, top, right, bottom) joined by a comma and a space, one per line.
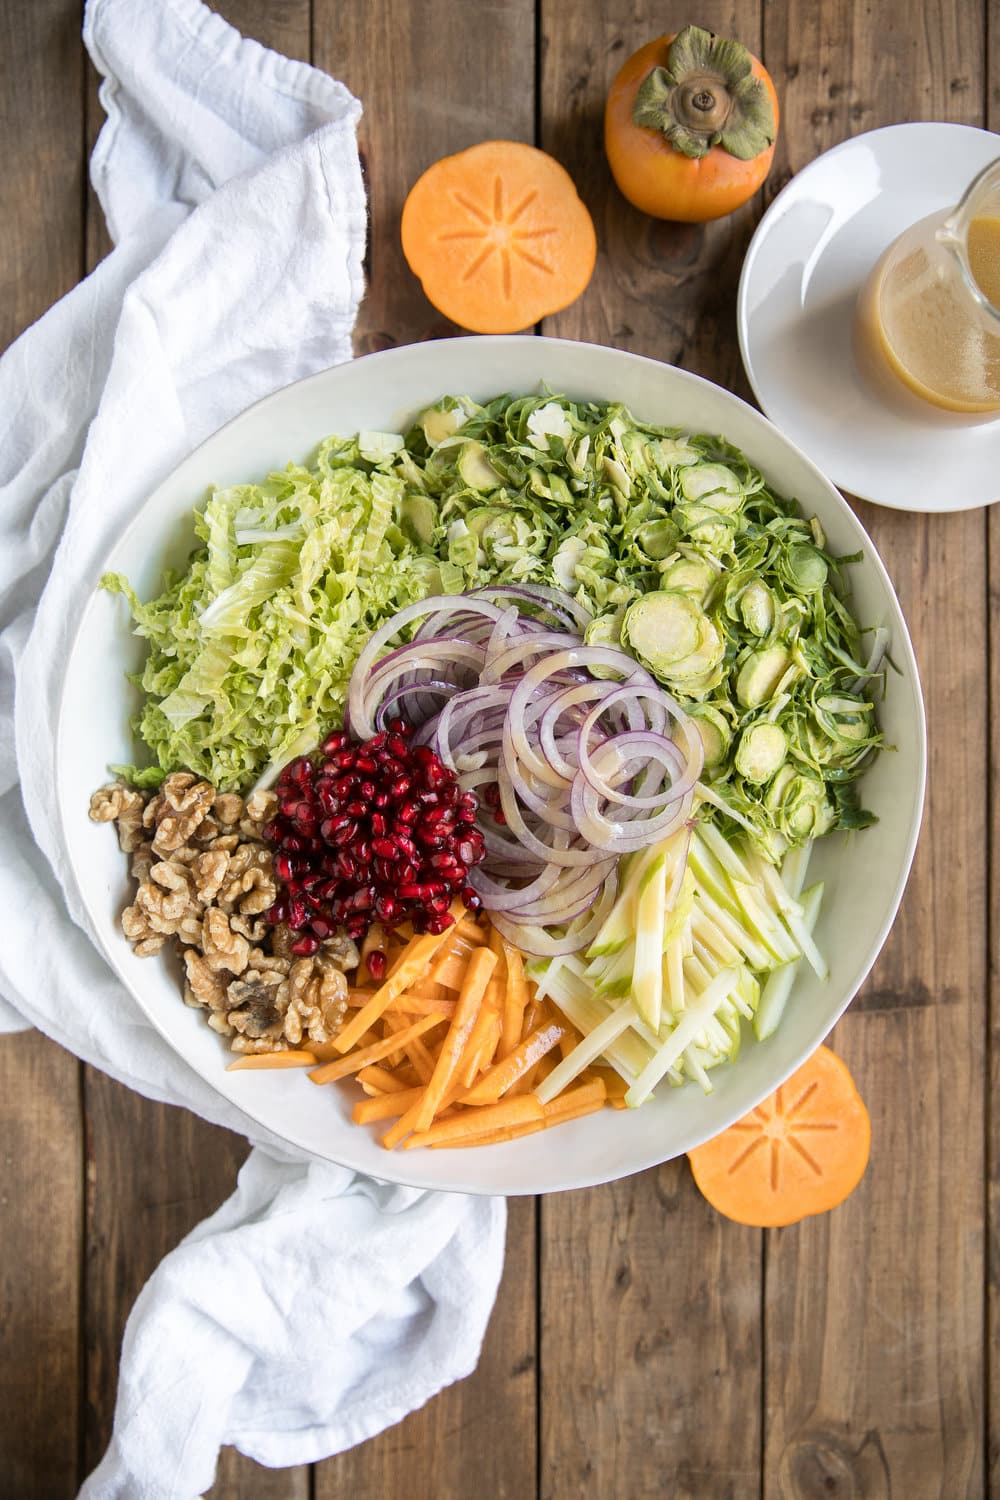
854, 211, 1000, 415
968, 214, 1000, 307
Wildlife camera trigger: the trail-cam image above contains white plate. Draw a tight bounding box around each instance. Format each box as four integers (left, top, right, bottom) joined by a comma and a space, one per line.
56, 336, 926, 1195
738, 123, 1000, 512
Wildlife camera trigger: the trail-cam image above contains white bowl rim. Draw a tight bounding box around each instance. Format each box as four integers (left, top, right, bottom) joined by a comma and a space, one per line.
55, 334, 927, 1195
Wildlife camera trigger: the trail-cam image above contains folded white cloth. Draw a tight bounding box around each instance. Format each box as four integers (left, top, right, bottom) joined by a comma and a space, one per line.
0, 1, 505, 1494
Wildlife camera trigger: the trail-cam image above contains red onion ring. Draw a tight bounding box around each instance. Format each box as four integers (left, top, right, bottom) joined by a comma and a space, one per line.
345, 587, 702, 950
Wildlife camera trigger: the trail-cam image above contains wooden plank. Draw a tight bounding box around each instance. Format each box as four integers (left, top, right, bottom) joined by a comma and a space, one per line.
314, 1196, 537, 1500
0, 3, 85, 1495
990, 11, 999, 1497
760, 4, 988, 1497
538, 6, 764, 1499
320, 0, 537, 355
81, 3, 312, 1496
310, 3, 538, 1495
0, 1034, 83, 1499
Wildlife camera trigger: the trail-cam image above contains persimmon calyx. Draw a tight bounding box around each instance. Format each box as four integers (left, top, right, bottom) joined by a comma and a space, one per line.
631, 25, 775, 161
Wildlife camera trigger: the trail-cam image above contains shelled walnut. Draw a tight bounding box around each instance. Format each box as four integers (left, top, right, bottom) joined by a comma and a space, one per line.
90, 774, 356, 1052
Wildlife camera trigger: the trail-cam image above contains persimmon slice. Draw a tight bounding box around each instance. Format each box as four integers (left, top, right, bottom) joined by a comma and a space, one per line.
401, 141, 597, 333
687, 1045, 871, 1227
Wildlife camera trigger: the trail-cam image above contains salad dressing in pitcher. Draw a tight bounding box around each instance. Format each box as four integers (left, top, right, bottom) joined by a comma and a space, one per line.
854, 158, 1000, 415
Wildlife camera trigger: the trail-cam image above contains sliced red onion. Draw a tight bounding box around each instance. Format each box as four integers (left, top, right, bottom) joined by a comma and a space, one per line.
345, 586, 702, 950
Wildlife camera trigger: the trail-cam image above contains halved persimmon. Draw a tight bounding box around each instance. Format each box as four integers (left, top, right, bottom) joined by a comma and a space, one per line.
400, 141, 597, 334
687, 1045, 871, 1227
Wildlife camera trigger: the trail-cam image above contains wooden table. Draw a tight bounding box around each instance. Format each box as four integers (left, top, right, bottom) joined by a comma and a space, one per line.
2, 1, 996, 1495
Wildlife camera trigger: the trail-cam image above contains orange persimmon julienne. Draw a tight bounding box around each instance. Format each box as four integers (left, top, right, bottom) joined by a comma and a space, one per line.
400, 141, 597, 333
605, 25, 779, 223
687, 1046, 870, 1227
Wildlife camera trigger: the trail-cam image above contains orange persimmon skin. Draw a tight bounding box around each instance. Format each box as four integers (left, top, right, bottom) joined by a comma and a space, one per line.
401, 141, 597, 334
605, 35, 780, 223
687, 1045, 870, 1227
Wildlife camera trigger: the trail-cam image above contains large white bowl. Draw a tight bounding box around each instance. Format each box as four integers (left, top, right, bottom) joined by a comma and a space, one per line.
57, 337, 926, 1195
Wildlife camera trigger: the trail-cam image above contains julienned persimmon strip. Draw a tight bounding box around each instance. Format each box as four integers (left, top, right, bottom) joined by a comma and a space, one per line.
310, 1013, 446, 1085
356, 1064, 412, 1095
352, 1086, 426, 1125
499, 941, 529, 1058
347, 989, 457, 1017
334, 913, 462, 1053
227, 1051, 317, 1070
541, 1077, 607, 1125
457, 1003, 501, 1091
402, 1094, 544, 1150
411, 945, 498, 1134
460, 1020, 566, 1105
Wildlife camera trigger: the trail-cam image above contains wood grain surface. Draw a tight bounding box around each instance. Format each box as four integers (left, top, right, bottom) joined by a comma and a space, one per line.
0, 0, 996, 1497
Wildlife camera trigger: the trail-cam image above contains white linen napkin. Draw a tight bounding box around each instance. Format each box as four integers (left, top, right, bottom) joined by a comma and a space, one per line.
0, 1, 506, 1494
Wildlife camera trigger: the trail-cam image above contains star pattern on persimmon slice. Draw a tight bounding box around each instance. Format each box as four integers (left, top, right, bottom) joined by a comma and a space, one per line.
724, 1080, 840, 1192
436, 174, 557, 299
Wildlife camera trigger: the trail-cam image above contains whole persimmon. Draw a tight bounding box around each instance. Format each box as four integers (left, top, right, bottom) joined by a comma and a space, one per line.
605, 25, 779, 223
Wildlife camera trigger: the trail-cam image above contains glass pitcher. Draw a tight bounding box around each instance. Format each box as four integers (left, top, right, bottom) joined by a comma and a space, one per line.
855, 156, 1000, 415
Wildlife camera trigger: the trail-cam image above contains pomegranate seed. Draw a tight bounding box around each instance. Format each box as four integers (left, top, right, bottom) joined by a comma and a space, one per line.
290, 934, 320, 956
493, 809, 507, 825
321, 814, 352, 841
462, 887, 483, 912
330, 819, 359, 847
483, 783, 500, 806
398, 882, 432, 900
261, 714, 480, 944
366, 950, 387, 982
265, 899, 288, 924
316, 784, 339, 814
